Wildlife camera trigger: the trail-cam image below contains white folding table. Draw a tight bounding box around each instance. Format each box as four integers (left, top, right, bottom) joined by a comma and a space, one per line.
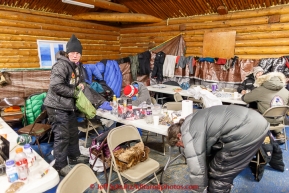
0, 118, 59, 193
147, 84, 248, 106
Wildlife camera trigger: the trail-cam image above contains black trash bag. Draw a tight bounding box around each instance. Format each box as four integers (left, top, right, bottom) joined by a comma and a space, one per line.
269, 140, 285, 171
82, 85, 106, 109
249, 143, 272, 182
98, 80, 114, 102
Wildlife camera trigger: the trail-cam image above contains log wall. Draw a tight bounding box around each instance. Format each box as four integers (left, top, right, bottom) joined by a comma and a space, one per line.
0, 7, 120, 68
2, 5, 289, 69
119, 5, 289, 59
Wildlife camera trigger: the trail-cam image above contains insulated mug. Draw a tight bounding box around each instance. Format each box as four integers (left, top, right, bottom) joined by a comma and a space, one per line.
211, 83, 218, 92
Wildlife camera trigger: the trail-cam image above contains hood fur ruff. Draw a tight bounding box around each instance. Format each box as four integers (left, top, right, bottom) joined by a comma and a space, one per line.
254, 72, 286, 87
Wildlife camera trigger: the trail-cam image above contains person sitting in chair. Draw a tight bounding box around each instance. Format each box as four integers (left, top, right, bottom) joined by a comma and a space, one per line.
237, 66, 264, 95
167, 105, 269, 193
242, 72, 289, 142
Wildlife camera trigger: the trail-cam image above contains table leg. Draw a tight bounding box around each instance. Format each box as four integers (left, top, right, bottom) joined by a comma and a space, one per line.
160, 146, 186, 184
162, 135, 166, 156
155, 93, 159, 102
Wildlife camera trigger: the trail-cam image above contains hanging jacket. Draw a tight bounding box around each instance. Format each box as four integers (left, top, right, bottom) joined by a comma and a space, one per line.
237, 73, 255, 93
258, 58, 286, 74
151, 51, 166, 82
198, 57, 215, 63
163, 55, 177, 78
138, 51, 151, 75
129, 55, 139, 81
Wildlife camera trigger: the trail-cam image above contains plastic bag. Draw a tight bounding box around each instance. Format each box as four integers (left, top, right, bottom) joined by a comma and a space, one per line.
76, 90, 96, 119
180, 82, 190, 90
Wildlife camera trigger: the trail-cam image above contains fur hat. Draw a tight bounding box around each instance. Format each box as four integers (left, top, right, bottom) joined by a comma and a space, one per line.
123, 85, 138, 97
254, 72, 286, 87
66, 34, 82, 55
253, 66, 264, 78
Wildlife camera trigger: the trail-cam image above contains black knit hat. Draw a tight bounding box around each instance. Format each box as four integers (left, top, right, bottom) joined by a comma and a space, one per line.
66, 34, 82, 55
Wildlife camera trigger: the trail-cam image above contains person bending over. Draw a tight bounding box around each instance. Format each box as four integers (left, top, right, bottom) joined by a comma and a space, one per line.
167, 105, 269, 193
122, 81, 151, 106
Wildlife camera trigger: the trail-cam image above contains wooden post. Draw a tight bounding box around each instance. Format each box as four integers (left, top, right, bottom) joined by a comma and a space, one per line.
235, 46, 289, 54
73, 13, 163, 23
0, 10, 119, 31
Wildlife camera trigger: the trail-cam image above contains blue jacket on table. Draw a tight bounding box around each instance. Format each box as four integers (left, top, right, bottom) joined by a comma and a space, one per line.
84, 60, 122, 97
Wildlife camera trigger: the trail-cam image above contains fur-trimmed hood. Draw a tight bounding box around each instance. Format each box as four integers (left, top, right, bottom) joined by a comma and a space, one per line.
254, 72, 286, 91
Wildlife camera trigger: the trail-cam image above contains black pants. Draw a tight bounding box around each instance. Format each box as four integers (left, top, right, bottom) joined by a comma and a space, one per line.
46, 107, 80, 170
208, 133, 267, 193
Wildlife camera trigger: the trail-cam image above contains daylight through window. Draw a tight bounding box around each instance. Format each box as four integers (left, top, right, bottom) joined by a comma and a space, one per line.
37, 40, 67, 68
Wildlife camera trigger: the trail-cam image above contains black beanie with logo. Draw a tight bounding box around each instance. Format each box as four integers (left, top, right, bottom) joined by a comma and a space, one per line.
66, 34, 82, 55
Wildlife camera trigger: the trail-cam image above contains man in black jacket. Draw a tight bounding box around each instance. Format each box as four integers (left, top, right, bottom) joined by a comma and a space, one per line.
44, 34, 88, 176
237, 66, 264, 95
167, 105, 269, 193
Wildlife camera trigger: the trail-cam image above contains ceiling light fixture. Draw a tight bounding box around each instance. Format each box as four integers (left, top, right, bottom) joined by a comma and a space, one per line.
62, 0, 95, 9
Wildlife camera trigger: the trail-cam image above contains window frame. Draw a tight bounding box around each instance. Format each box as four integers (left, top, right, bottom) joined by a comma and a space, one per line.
37, 40, 67, 68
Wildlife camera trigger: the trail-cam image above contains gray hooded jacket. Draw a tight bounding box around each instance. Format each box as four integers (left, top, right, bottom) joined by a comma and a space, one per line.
242, 72, 289, 115
181, 105, 269, 192
131, 81, 151, 106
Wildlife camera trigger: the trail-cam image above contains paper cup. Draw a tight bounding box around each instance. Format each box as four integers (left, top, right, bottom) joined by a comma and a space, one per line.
233, 92, 238, 99
153, 116, 159, 126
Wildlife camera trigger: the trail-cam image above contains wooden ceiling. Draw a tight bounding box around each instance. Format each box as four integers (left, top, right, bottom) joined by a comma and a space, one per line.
1, 0, 289, 25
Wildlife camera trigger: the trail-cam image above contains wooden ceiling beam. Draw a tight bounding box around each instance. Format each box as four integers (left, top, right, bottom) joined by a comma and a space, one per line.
77, 0, 129, 13
73, 12, 163, 23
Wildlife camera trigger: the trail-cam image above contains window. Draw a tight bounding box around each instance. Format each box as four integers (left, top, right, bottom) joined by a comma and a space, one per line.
37, 40, 67, 68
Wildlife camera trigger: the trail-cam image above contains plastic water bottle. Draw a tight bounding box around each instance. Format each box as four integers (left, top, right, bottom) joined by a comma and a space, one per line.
111, 94, 118, 115
142, 101, 147, 116
112, 94, 117, 105
145, 107, 153, 124
15, 147, 29, 180
24, 144, 36, 168
123, 98, 127, 114
5, 160, 18, 183
127, 99, 133, 111
118, 99, 124, 117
